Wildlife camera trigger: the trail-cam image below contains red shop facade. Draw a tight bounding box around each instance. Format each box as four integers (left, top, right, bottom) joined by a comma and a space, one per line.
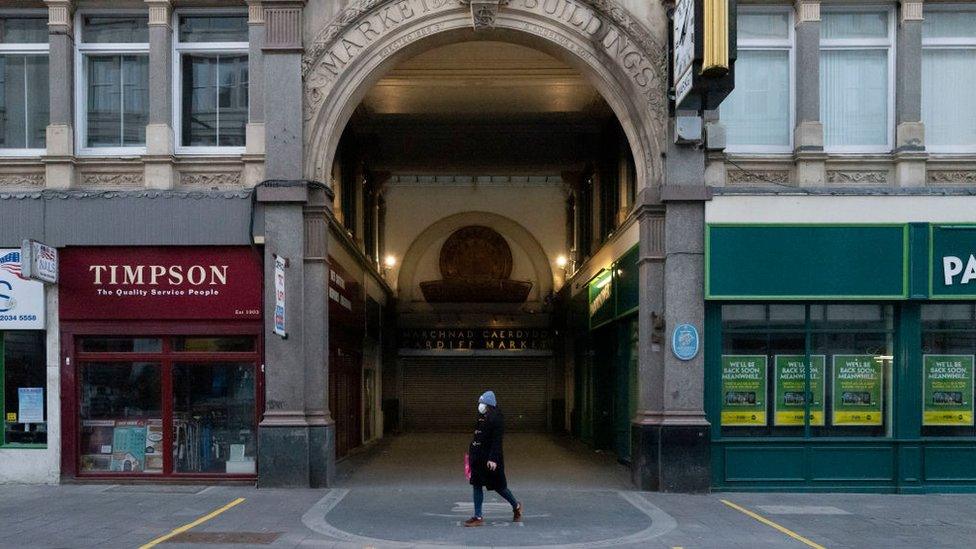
58, 247, 264, 480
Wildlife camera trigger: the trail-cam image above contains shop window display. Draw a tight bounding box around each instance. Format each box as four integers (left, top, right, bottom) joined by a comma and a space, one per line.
80, 362, 162, 472
719, 304, 893, 437
921, 303, 976, 437
173, 362, 256, 474
75, 336, 258, 477
1, 331, 47, 446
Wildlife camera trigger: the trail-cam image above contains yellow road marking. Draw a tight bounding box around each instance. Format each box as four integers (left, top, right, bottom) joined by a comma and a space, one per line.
720, 499, 826, 549
138, 497, 246, 549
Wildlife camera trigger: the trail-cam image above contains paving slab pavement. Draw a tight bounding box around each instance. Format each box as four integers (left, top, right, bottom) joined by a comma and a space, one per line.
4, 435, 976, 548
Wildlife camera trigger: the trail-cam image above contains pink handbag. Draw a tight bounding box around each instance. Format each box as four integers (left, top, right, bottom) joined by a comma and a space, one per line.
464, 452, 472, 480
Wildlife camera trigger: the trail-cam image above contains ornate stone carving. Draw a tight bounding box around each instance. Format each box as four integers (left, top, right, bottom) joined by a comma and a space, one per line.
45, 0, 73, 29
303, 0, 668, 121
0, 174, 44, 187
726, 169, 791, 185
265, 4, 303, 50
927, 171, 976, 185
180, 172, 244, 188
460, 0, 509, 30
795, 1, 820, 23
826, 170, 888, 184
247, 1, 265, 24
900, 1, 923, 23
303, 0, 668, 183
82, 173, 144, 187
145, 1, 173, 26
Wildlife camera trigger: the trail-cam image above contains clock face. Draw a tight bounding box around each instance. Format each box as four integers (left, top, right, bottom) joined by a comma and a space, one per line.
673, 0, 695, 81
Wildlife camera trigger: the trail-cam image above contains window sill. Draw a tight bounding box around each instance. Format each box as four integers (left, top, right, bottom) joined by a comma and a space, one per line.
0, 149, 46, 158
0, 443, 48, 450
175, 147, 246, 156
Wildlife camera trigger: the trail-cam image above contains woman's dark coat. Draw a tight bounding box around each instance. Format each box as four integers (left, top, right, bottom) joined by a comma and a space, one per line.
468, 407, 507, 490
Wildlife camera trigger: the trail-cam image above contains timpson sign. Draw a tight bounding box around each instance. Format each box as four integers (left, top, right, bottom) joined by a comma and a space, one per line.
304, 0, 667, 117
59, 247, 263, 321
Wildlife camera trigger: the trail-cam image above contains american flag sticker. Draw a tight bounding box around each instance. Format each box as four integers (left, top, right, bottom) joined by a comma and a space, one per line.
0, 251, 24, 279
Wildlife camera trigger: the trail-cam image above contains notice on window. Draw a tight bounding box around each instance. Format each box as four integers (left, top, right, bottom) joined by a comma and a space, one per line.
923, 354, 975, 426
17, 387, 44, 424
110, 421, 148, 472
832, 355, 884, 426
774, 355, 825, 426
721, 355, 767, 426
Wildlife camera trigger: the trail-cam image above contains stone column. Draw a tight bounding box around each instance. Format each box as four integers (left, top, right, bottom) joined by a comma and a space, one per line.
144, 0, 176, 189
243, 0, 266, 186
256, 0, 334, 488
262, 0, 305, 180
632, 116, 712, 492
793, 0, 826, 186
895, 1, 926, 187
43, 0, 75, 189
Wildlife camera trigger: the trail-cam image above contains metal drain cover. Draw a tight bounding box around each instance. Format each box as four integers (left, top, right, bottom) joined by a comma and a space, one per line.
166, 532, 281, 544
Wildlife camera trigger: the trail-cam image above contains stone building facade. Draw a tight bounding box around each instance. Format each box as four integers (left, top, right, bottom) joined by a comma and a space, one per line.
0, 0, 975, 492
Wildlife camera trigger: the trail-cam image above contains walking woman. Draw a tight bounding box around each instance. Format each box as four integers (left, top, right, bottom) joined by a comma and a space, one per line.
465, 390, 522, 527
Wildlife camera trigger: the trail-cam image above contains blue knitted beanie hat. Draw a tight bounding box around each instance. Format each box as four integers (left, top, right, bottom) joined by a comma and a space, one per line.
479, 391, 497, 407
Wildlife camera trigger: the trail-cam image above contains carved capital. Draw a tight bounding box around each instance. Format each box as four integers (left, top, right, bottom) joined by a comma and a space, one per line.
460, 0, 510, 31
264, 1, 305, 51
247, 1, 265, 25
45, 0, 74, 32
900, 1, 923, 24
144, 0, 172, 27
794, 0, 820, 24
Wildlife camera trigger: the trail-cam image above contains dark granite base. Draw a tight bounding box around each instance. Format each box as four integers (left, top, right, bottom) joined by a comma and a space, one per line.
258, 424, 336, 488
631, 423, 711, 493
309, 424, 336, 488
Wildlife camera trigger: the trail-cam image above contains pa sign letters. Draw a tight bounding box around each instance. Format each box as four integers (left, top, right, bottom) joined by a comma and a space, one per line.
943, 254, 976, 287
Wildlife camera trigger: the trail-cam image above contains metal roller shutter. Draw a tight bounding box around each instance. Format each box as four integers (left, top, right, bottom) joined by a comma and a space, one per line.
401, 357, 549, 432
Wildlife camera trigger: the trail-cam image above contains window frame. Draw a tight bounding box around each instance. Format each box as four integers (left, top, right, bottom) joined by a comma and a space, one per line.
0, 331, 48, 449
921, 4, 976, 155
73, 9, 151, 157
172, 8, 249, 156
819, 6, 896, 154
0, 10, 50, 158
724, 5, 795, 155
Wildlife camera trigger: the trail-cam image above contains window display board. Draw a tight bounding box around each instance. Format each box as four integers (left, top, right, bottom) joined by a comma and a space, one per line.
922, 355, 975, 426
720, 355, 767, 426
59, 246, 262, 479
773, 355, 826, 426
831, 355, 884, 426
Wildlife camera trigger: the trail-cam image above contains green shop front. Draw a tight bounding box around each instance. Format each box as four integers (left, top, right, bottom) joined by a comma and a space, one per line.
706, 224, 976, 492
573, 245, 639, 462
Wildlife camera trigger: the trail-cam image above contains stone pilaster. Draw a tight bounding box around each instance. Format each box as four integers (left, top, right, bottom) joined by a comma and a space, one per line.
244, 0, 266, 187
632, 117, 711, 493
895, 1, 926, 187
43, 0, 76, 189
257, 181, 335, 488
793, 0, 826, 186
144, 0, 176, 189
262, 0, 305, 180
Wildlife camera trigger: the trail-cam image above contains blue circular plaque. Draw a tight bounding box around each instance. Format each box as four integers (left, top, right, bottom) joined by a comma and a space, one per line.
672, 323, 699, 361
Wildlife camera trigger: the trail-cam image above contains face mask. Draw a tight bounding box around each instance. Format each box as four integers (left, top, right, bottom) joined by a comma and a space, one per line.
478, 403, 488, 414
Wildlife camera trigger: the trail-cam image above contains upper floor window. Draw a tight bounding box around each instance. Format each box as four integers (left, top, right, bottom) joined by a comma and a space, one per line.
721, 8, 793, 153
0, 16, 49, 154
76, 14, 150, 153
922, 7, 976, 153
175, 13, 249, 153
820, 9, 894, 152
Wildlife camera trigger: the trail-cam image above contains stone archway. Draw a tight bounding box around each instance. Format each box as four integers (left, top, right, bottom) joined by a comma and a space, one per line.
302, 0, 669, 191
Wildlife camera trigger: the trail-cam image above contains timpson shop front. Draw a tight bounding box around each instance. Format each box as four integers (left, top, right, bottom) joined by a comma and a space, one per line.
705, 219, 976, 492
58, 247, 263, 480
